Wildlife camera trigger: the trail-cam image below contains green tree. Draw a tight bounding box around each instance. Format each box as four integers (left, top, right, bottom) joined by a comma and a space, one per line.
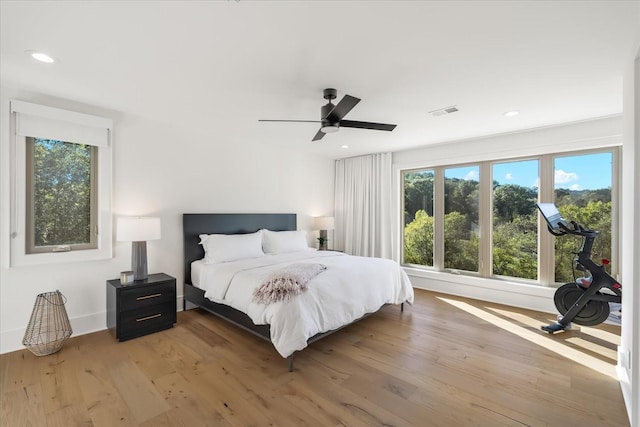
492, 214, 538, 279
32, 139, 93, 247
445, 178, 479, 228
554, 200, 611, 283
493, 184, 537, 222
444, 211, 478, 271
404, 209, 433, 265
404, 171, 434, 224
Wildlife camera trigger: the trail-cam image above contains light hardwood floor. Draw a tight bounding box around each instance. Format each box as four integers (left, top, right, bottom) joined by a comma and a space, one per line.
1, 289, 628, 426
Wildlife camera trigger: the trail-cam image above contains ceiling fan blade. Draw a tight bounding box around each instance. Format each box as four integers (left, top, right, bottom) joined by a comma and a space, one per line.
312, 129, 326, 141
324, 95, 360, 122
340, 120, 397, 131
259, 119, 321, 123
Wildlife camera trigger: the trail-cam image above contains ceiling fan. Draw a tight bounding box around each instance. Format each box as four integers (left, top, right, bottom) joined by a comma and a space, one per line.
259, 88, 397, 141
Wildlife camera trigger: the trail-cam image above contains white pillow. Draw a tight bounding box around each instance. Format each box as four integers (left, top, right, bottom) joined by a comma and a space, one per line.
261, 229, 308, 254
199, 231, 264, 263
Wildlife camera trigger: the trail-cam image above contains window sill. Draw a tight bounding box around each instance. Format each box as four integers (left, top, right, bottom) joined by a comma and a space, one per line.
11, 245, 112, 267
403, 266, 558, 313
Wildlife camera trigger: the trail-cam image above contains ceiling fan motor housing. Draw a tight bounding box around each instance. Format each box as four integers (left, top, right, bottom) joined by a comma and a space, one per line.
323, 88, 337, 100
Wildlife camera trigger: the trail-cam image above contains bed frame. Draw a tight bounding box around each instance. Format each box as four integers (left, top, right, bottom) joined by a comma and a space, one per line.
182, 213, 401, 371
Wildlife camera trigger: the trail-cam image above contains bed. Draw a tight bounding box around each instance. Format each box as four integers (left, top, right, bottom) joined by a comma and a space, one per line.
182, 213, 414, 371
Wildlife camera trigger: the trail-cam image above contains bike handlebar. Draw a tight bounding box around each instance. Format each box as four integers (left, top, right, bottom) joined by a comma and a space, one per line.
552, 220, 598, 238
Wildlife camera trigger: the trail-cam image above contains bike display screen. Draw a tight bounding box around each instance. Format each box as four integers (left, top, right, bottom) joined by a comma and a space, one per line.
537, 203, 568, 232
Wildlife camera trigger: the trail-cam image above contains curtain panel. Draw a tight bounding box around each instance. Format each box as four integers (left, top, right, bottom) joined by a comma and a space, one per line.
334, 152, 393, 258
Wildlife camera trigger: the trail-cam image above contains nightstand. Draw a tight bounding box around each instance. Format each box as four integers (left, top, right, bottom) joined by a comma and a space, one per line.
106, 273, 176, 341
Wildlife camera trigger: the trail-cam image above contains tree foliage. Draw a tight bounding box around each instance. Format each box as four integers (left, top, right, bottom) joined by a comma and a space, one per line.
404, 209, 433, 265
493, 184, 537, 222
554, 200, 611, 283
403, 172, 612, 283
32, 139, 93, 247
404, 171, 434, 224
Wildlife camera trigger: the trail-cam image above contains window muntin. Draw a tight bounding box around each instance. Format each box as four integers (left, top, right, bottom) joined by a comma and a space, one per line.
403, 169, 435, 266
492, 159, 539, 280
553, 152, 613, 283
25, 138, 98, 253
444, 166, 480, 272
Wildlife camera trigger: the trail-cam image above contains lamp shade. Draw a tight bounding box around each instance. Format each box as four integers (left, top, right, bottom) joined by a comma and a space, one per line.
313, 216, 335, 230
117, 217, 161, 242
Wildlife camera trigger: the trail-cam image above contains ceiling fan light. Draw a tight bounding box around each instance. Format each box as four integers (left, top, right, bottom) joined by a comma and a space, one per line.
321, 123, 339, 134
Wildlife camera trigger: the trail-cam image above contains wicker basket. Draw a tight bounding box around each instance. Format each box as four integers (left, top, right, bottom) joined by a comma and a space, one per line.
22, 290, 72, 356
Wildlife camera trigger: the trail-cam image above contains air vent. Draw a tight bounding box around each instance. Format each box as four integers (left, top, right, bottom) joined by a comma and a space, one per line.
429, 105, 459, 117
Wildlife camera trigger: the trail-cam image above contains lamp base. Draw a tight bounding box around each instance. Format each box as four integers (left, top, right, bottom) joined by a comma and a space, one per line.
131, 241, 148, 281
318, 230, 328, 251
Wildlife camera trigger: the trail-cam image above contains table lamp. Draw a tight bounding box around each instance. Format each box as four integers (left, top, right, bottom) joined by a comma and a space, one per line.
313, 216, 335, 250
116, 217, 161, 281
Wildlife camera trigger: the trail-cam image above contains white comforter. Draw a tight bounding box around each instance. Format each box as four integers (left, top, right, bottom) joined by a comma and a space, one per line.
192, 251, 414, 357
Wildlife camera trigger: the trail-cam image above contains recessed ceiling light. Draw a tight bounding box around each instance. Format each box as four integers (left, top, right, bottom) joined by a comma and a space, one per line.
341, 145, 349, 149
26, 51, 56, 63
504, 111, 519, 117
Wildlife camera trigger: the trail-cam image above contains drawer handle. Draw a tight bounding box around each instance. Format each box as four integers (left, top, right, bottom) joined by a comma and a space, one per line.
136, 293, 161, 301
136, 314, 162, 322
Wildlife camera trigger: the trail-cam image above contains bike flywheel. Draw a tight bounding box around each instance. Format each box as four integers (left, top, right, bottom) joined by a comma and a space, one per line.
554, 283, 610, 326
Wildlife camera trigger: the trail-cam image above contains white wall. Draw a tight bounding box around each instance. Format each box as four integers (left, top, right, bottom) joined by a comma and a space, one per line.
0, 86, 335, 354
618, 44, 640, 427
393, 115, 623, 313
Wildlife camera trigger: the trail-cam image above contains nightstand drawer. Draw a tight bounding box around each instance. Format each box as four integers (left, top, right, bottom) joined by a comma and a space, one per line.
119, 301, 175, 338
120, 282, 175, 311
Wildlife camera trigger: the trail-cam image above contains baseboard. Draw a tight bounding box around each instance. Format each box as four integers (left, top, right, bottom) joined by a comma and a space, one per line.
1, 296, 185, 355
0, 311, 105, 355
406, 268, 557, 313
616, 346, 633, 425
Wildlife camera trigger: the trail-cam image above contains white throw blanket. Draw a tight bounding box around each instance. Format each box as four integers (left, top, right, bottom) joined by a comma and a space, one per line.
252, 263, 327, 304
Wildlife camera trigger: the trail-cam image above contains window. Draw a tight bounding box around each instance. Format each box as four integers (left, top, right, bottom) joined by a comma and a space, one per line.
553, 152, 613, 283
25, 138, 98, 253
492, 159, 539, 280
9, 101, 112, 266
444, 166, 479, 272
403, 169, 434, 266
400, 149, 617, 286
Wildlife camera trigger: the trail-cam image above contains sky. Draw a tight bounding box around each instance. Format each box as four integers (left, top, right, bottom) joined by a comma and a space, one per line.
445, 152, 612, 191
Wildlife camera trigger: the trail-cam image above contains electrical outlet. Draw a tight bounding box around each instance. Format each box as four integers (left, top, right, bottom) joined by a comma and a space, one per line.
620, 349, 632, 370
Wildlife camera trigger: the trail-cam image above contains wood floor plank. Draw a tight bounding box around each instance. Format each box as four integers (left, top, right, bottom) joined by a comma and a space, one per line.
107, 359, 170, 423
151, 371, 231, 427
73, 341, 138, 427
1, 349, 41, 393
37, 347, 93, 425
0, 384, 46, 426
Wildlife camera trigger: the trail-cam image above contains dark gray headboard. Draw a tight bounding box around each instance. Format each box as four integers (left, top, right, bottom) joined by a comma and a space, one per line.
182, 213, 297, 285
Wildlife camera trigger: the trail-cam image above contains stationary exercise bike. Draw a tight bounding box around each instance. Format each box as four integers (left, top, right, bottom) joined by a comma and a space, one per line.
537, 203, 622, 334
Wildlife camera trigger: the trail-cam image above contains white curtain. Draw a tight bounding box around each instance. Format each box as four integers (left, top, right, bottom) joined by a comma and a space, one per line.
334, 152, 394, 258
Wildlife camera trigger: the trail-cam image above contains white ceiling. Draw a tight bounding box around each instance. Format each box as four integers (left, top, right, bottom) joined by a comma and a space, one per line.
2, 1, 639, 159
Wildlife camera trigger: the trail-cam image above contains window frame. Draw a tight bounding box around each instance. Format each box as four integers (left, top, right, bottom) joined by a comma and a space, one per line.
9, 101, 113, 267
400, 147, 619, 287
25, 137, 99, 254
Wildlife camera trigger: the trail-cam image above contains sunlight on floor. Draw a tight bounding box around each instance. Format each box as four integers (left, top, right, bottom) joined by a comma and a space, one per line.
578, 325, 621, 346
438, 297, 618, 379
564, 337, 617, 361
